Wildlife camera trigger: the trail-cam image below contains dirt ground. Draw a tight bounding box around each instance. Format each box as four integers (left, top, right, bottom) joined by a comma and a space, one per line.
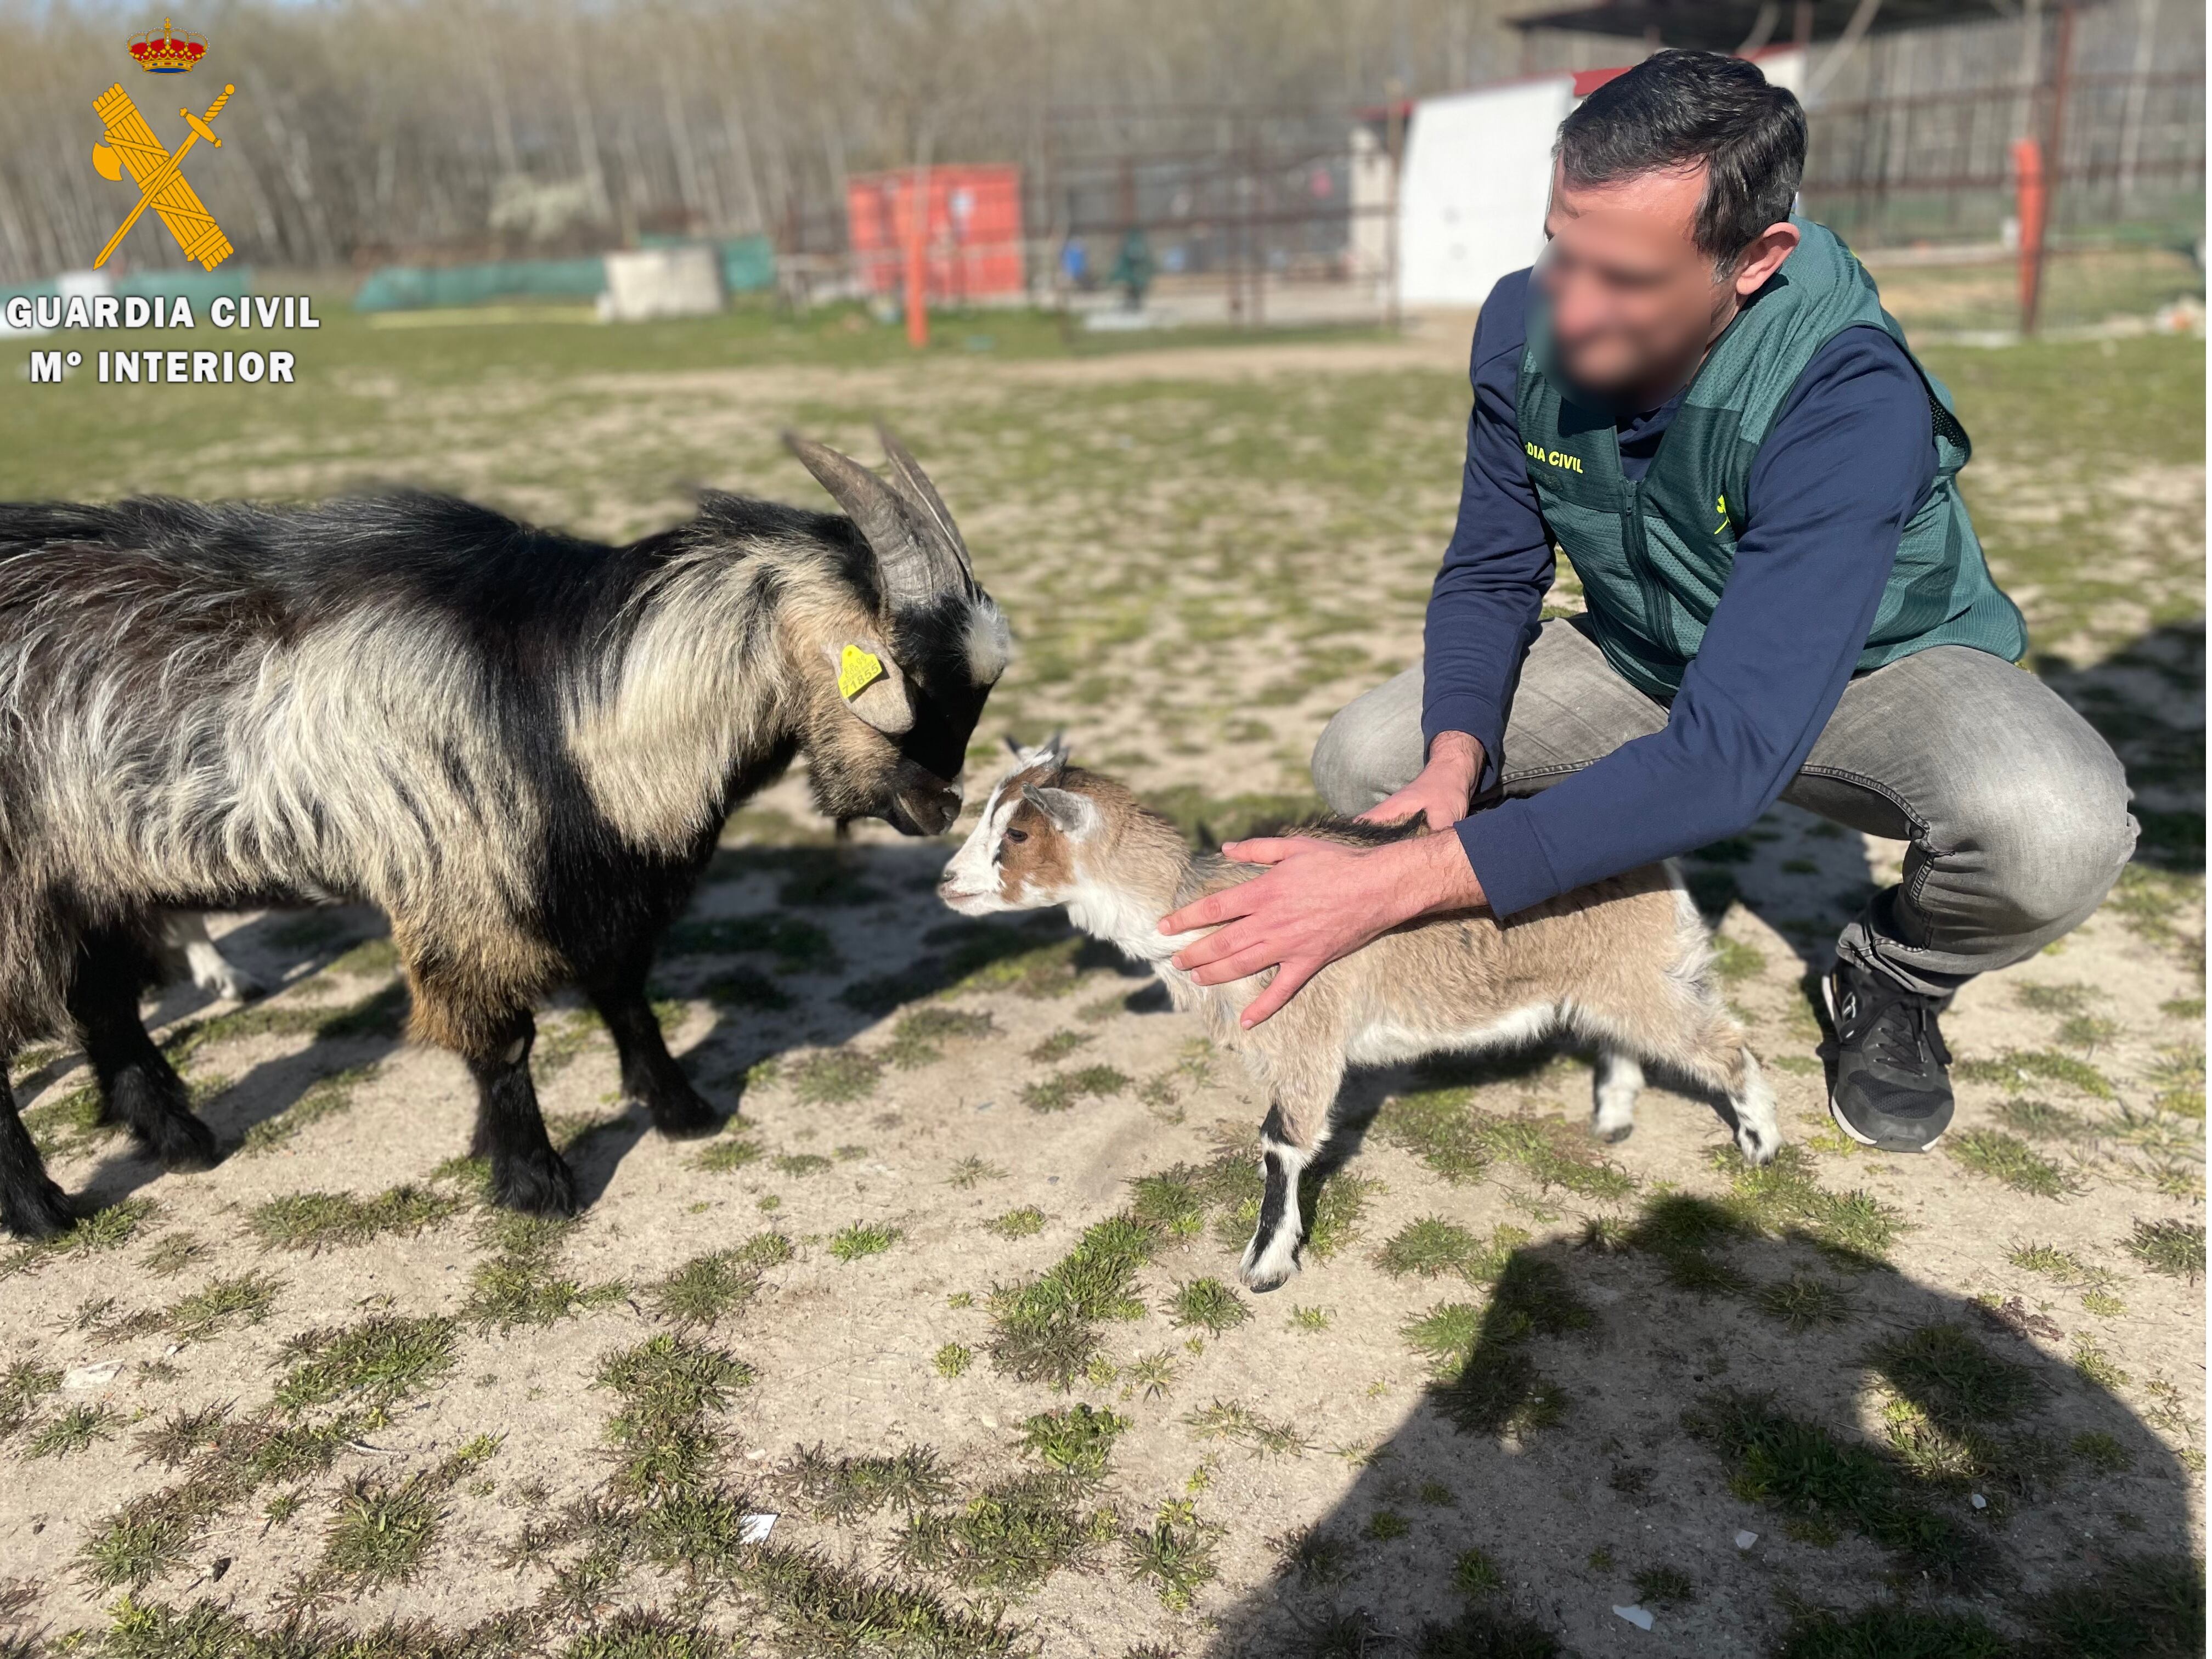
0, 312, 2202, 1658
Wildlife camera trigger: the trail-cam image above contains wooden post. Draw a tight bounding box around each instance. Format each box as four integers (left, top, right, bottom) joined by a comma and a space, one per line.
2013, 137, 2047, 334
2023, 2, 2075, 335
902, 169, 929, 351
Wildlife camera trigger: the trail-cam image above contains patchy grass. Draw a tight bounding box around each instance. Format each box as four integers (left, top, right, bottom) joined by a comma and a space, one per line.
1022, 1404, 1130, 1478
1128, 1146, 1375, 1262
1166, 1277, 1250, 1334
1957, 1048, 2117, 1100
650, 1233, 792, 1328
0, 1359, 63, 1438
1373, 1086, 1634, 1197
1185, 1400, 1314, 1459
788, 1442, 953, 1520
786, 1048, 884, 1105
884, 1007, 995, 1069
2127, 1218, 2205, 1280
898, 1472, 1118, 1592
1026, 1029, 1096, 1063
26, 1401, 118, 1458
694, 1132, 765, 1172
1378, 1217, 1519, 1282
1685, 1390, 1982, 1581
1021, 1064, 1132, 1113
1752, 1274, 1855, 1332
988, 1212, 1159, 1387
934, 1344, 974, 1378
1866, 1324, 2041, 1426
319, 1470, 446, 1588
1424, 1255, 1594, 1440
163, 1269, 285, 1343
1, 1197, 159, 1278
1950, 1128, 2071, 1198
247, 1184, 462, 1253
1122, 1498, 1224, 1611
596, 1334, 754, 1498
828, 1222, 903, 1262
1997, 1097, 2091, 1140
462, 1212, 627, 1331
984, 1205, 1048, 1240
1719, 1145, 1905, 1268
274, 1315, 460, 1416
1632, 1565, 1697, 1606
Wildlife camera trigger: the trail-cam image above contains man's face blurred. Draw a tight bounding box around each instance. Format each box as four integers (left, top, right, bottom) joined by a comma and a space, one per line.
1537, 160, 1736, 402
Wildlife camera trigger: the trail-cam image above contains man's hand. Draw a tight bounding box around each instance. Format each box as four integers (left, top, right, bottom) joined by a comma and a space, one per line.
1159, 829, 1486, 1028
1359, 730, 1484, 832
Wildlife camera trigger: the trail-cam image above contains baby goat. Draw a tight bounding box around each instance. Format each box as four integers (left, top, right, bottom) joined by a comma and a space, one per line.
940, 742, 1779, 1291
0, 431, 1007, 1239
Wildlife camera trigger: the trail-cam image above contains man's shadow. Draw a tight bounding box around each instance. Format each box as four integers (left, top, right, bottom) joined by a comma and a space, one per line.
1205, 1219, 2202, 1657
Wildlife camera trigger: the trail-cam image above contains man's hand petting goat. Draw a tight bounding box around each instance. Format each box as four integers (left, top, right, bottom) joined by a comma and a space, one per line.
1160, 796, 1488, 1030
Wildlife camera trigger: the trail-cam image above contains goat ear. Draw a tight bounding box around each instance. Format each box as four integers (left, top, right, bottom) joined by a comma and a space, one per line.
876, 424, 976, 592
1020, 783, 1096, 838
783, 431, 963, 612
825, 640, 915, 735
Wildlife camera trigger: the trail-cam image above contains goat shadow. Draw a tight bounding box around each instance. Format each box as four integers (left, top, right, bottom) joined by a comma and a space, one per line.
38, 831, 1156, 1216
1203, 1222, 2203, 1658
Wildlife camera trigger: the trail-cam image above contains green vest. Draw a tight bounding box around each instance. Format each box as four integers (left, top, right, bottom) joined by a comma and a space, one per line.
1514, 219, 2027, 698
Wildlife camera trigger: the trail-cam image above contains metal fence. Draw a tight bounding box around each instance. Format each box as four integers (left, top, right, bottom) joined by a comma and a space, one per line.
1800, 2, 2205, 252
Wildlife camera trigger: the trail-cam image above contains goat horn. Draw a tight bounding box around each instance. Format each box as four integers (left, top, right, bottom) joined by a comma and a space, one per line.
782, 431, 963, 610
875, 423, 975, 591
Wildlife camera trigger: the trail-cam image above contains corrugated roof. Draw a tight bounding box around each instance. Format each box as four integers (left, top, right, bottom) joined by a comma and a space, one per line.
1508, 0, 2064, 49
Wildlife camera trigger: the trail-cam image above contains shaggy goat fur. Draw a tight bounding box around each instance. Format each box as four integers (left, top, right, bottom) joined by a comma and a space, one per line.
940, 742, 1779, 1291
0, 433, 1007, 1238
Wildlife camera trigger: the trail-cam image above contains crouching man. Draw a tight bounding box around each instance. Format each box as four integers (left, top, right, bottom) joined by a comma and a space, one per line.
1160, 49, 2135, 1153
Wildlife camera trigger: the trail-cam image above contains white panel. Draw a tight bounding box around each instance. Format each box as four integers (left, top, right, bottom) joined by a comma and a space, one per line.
1396, 77, 1577, 310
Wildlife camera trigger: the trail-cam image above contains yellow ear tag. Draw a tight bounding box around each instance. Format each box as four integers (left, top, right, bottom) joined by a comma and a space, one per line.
838, 643, 887, 700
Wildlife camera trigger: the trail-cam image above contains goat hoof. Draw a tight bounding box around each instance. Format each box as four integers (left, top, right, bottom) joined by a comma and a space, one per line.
145, 1111, 221, 1172
1735, 1125, 1780, 1167
648, 1087, 721, 1140
1238, 1235, 1296, 1294
492, 1150, 579, 1217
3, 1176, 76, 1241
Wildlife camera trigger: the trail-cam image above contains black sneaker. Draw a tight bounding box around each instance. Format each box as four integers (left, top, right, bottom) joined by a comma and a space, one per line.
1822, 958, 1955, 1152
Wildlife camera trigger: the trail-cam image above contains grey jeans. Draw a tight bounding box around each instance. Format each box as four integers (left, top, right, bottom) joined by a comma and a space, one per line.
1312, 618, 2138, 995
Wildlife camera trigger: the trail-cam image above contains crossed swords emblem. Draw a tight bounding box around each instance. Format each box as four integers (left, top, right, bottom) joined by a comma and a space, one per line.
90, 80, 236, 270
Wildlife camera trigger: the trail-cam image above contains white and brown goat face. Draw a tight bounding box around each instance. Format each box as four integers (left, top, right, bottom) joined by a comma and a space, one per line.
785, 428, 1011, 837
938, 741, 1101, 915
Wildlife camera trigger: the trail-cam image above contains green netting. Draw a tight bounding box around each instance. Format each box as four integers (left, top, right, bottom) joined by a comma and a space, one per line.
637, 234, 777, 293
352, 257, 609, 313
111, 267, 251, 307
353, 240, 776, 312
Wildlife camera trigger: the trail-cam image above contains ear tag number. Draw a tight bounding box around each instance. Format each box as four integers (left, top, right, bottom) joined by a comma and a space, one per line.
838, 644, 887, 700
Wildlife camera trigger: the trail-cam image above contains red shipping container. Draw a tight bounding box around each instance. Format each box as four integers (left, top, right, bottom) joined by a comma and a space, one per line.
846, 165, 1026, 304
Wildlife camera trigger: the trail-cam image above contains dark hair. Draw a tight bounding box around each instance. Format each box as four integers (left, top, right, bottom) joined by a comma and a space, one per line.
1555, 49, 1807, 270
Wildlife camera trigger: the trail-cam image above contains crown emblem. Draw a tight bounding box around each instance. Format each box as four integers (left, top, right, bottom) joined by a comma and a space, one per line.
128, 18, 207, 74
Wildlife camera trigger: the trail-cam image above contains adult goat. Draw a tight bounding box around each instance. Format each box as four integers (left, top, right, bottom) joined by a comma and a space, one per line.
0, 431, 1008, 1238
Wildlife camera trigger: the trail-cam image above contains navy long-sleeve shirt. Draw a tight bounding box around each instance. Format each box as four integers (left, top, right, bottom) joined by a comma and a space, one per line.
1424, 267, 1937, 918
